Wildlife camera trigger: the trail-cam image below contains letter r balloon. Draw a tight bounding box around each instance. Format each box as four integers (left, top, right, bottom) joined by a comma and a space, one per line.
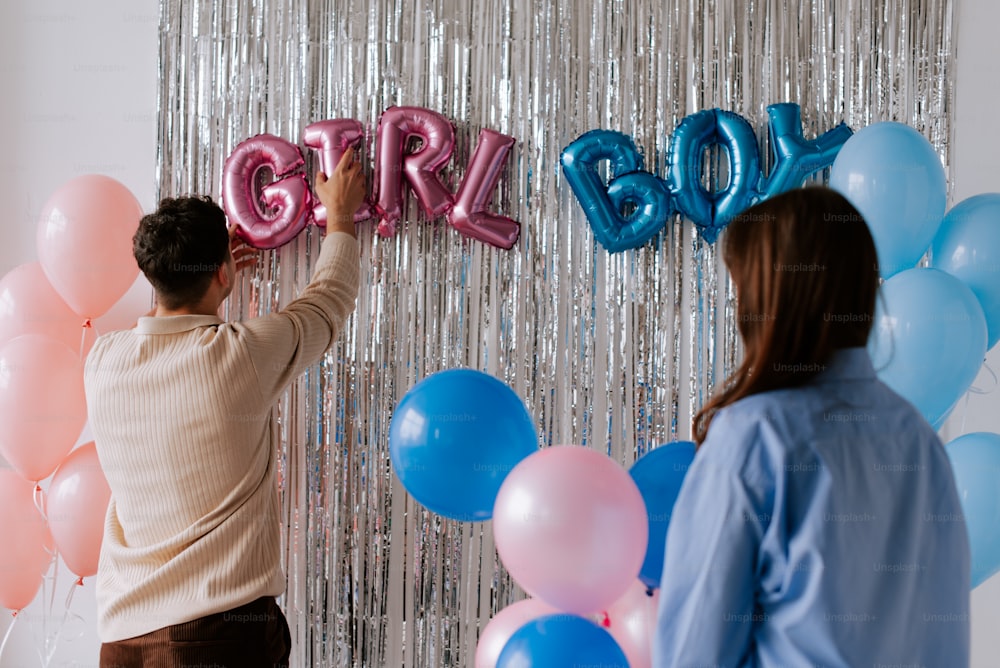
374, 106, 456, 236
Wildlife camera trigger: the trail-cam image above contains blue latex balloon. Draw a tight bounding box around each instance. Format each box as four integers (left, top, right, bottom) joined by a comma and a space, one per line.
666, 108, 761, 243
868, 268, 987, 426
757, 103, 853, 200
628, 441, 696, 589
944, 432, 1000, 588
829, 122, 946, 279
560, 129, 672, 252
930, 193, 1000, 350
496, 614, 629, 668
388, 369, 539, 521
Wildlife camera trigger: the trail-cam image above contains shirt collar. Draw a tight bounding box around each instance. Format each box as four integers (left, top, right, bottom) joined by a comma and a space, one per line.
136, 314, 223, 335
813, 346, 877, 383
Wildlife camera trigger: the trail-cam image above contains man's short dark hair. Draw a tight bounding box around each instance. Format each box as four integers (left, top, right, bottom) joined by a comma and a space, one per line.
133, 196, 230, 309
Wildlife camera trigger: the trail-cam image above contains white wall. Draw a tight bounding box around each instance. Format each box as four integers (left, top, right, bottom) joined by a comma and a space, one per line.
0, 1, 158, 666
945, 2, 1000, 665
0, 0, 997, 666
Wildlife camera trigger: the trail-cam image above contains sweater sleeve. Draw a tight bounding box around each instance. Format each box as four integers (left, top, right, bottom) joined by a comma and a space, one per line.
237, 231, 360, 403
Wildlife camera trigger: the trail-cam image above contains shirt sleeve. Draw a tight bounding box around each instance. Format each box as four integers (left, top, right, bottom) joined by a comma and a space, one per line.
237, 231, 360, 403
653, 439, 766, 667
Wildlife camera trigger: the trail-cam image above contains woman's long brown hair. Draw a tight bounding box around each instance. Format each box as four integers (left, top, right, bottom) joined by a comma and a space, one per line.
693, 186, 880, 445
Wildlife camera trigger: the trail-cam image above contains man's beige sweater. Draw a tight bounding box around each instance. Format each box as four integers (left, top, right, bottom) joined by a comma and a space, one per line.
84, 232, 359, 642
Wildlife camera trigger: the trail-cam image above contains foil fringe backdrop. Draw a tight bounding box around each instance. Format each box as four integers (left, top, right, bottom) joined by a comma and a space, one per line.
156, 1, 955, 665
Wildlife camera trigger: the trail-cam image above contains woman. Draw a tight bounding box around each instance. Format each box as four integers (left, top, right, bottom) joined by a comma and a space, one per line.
653, 187, 970, 667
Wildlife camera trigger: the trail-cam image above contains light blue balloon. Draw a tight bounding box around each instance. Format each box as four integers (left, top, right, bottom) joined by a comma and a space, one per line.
830, 122, 946, 279
388, 369, 539, 521
497, 614, 629, 668
944, 432, 1000, 588
931, 193, 1000, 350
868, 268, 987, 426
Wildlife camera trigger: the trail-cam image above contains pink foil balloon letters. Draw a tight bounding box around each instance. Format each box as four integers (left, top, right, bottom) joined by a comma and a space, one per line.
450, 129, 520, 249
223, 107, 521, 250
375, 106, 456, 236
302, 119, 373, 226
222, 134, 312, 250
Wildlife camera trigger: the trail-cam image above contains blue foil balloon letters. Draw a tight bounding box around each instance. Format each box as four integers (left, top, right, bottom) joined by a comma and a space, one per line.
758, 103, 854, 200
560, 130, 673, 252
561, 103, 852, 251
666, 109, 761, 243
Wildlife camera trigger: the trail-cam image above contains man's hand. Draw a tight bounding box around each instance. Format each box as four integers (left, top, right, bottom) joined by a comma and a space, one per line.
314, 146, 366, 238
229, 224, 260, 273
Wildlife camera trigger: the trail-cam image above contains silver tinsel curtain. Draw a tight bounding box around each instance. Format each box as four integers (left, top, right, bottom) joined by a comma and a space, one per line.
156, 1, 955, 665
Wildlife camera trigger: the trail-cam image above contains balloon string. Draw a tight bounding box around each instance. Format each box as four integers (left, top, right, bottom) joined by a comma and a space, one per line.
37, 547, 61, 667
79, 319, 93, 359
0, 612, 19, 666
63, 578, 81, 611
33, 484, 47, 521
960, 389, 971, 436
968, 360, 997, 396
39, 578, 87, 668
959, 361, 995, 435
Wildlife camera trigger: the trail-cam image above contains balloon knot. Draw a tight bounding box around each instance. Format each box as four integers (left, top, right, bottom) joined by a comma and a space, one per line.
11, 610, 18, 618
83, 319, 93, 329
75, 577, 84, 586
35, 484, 42, 493
600, 611, 611, 628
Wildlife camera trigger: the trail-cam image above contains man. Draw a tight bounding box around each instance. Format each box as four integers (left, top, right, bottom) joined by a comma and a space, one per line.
85, 148, 365, 667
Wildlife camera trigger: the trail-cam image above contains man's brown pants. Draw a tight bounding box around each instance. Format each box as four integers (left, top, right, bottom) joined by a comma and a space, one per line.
99, 596, 290, 668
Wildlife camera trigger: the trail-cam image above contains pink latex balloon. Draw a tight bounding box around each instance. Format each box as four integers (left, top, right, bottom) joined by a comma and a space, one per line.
493, 446, 649, 615
0, 262, 96, 356
475, 598, 560, 668
449, 129, 521, 249
0, 335, 87, 482
47, 442, 111, 578
36, 174, 142, 319
599, 580, 659, 668
0, 469, 53, 611
93, 272, 154, 334
375, 106, 455, 236
222, 134, 312, 250
302, 119, 373, 225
